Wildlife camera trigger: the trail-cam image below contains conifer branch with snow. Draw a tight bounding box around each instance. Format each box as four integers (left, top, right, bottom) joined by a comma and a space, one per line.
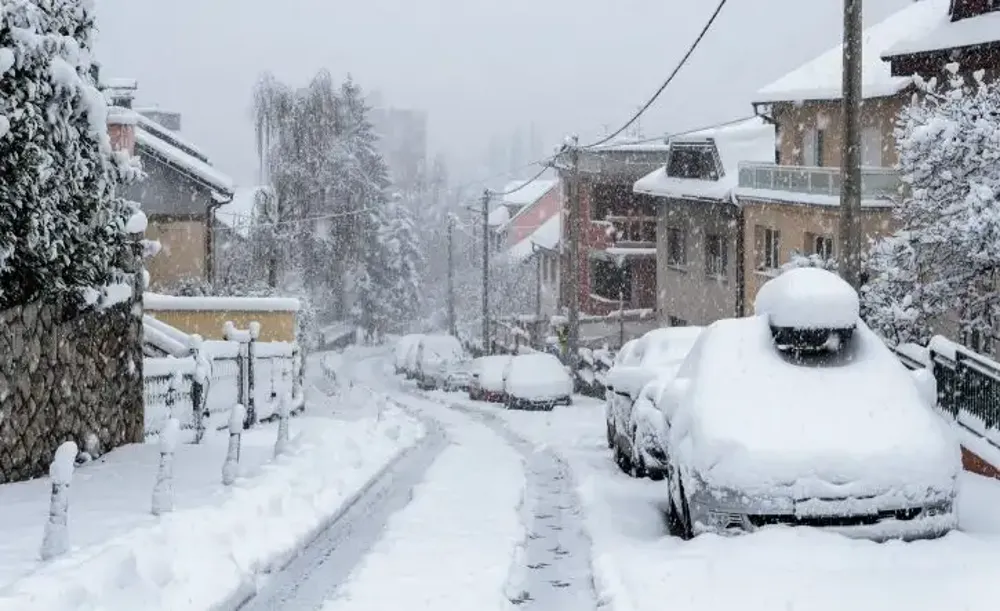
862, 67, 1000, 346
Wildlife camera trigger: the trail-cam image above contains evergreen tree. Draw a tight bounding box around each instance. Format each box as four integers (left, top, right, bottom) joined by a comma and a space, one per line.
863, 67, 1000, 346
0, 0, 136, 310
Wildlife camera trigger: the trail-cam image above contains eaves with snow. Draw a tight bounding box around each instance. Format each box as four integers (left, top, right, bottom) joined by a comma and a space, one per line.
634, 117, 775, 204
882, 3, 1000, 63
134, 111, 235, 201
753, 0, 952, 104
507, 213, 562, 263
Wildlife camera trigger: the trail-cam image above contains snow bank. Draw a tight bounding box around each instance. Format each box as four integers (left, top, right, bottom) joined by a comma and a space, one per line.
673, 316, 960, 496
0, 409, 425, 611
144, 293, 301, 312
755, 267, 859, 329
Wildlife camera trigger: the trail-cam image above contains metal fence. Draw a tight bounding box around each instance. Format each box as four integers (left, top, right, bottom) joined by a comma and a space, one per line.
143, 337, 302, 437
895, 339, 1000, 434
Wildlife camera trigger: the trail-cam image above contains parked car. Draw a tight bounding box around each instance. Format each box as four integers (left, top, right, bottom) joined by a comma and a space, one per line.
394, 334, 423, 376
414, 334, 466, 390
468, 355, 512, 402
502, 353, 573, 410
403, 340, 423, 380
654, 268, 960, 541
442, 360, 473, 392
605, 326, 703, 478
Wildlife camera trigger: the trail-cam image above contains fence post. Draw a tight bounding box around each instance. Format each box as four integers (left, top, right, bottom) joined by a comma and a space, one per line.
222, 404, 245, 486
189, 334, 209, 444
224, 321, 250, 429
151, 418, 179, 515
292, 347, 303, 413
40, 441, 78, 561
247, 321, 260, 427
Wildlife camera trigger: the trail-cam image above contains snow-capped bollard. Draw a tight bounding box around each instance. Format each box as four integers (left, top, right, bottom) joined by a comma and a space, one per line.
40, 441, 78, 561
152, 418, 180, 516
274, 396, 290, 458
222, 404, 246, 486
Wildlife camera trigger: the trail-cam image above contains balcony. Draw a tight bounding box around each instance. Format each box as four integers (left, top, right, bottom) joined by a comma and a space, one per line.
604, 216, 657, 249
737, 162, 901, 202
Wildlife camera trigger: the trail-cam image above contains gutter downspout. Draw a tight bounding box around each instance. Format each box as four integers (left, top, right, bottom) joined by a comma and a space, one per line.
206, 194, 231, 286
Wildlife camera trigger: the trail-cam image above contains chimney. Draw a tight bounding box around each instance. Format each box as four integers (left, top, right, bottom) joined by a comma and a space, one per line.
137, 108, 182, 132
102, 77, 139, 156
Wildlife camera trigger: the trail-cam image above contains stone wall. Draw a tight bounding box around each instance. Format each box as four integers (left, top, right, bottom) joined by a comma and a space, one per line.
0, 298, 143, 483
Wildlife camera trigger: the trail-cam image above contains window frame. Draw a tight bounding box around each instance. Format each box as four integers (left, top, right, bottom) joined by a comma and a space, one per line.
667, 226, 687, 267
591, 258, 633, 302
757, 226, 781, 271
704, 233, 728, 278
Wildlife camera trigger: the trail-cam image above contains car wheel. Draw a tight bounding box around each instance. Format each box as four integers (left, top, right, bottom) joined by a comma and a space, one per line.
629, 448, 646, 479
606, 421, 614, 449
674, 479, 694, 541
614, 440, 632, 475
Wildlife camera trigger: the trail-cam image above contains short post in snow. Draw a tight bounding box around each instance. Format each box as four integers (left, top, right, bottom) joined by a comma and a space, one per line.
247, 321, 260, 427
189, 334, 210, 444
222, 403, 245, 486
165, 369, 179, 420
274, 396, 290, 458
291, 347, 302, 412
152, 418, 180, 515
224, 321, 255, 429
40, 441, 78, 561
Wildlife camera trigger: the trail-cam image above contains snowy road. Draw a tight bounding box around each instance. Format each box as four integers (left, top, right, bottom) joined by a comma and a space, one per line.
240, 351, 600, 611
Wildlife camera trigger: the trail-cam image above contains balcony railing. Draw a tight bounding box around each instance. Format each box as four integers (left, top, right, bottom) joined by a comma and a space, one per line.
604, 216, 657, 247
737, 162, 901, 201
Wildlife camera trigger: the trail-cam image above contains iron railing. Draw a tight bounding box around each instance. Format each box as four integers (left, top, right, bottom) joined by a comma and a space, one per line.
738, 162, 901, 201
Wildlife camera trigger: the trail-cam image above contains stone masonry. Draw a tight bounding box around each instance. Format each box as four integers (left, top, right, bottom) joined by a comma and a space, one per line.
0, 298, 143, 483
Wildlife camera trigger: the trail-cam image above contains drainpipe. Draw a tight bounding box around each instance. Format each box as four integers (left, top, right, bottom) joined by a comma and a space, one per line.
205, 195, 231, 286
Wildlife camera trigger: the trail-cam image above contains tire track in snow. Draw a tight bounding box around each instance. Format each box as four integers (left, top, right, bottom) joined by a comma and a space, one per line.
238, 411, 448, 611
449, 404, 601, 611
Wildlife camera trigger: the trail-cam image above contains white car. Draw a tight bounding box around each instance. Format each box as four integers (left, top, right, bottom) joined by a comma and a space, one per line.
605, 326, 703, 478
467, 355, 512, 402
414, 334, 466, 390
502, 353, 573, 410
655, 268, 960, 541
394, 334, 423, 376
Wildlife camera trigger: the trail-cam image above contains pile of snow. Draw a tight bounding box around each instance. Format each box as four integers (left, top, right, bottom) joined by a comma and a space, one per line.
755, 267, 859, 329
505, 353, 573, 400
0, 408, 424, 611
672, 315, 960, 496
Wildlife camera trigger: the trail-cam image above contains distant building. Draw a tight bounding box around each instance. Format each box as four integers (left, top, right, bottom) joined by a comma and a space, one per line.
369, 104, 428, 190
104, 80, 235, 292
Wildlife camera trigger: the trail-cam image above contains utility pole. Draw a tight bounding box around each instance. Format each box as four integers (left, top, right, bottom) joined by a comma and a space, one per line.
839, 0, 863, 291
618, 290, 626, 349
566, 137, 582, 367
447, 215, 456, 337
481, 189, 491, 354
534, 246, 543, 344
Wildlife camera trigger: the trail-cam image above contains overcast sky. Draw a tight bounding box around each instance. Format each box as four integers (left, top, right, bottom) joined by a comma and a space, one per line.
94, 0, 912, 188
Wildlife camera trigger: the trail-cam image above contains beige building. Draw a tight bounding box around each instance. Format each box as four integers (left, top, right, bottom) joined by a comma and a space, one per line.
634, 118, 775, 326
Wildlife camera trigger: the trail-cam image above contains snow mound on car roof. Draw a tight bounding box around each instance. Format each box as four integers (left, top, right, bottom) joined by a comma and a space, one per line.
755, 268, 859, 329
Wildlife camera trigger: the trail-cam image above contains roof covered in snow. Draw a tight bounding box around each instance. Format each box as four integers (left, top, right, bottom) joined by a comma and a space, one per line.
507, 213, 561, 262
634, 117, 775, 203
883, 8, 1000, 58
501, 178, 558, 207
135, 128, 234, 197
755, 0, 951, 103
136, 113, 208, 163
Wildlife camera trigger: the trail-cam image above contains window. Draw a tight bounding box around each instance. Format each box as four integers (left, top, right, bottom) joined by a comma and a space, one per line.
669, 316, 688, 327
862, 126, 883, 167
705, 234, 728, 278
809, 233, 834, 260
756, 226, 781, 270
667, 227, 687, 266
591, 259, 632, 302
666, 146, 719, 180
802, 127, 825, 166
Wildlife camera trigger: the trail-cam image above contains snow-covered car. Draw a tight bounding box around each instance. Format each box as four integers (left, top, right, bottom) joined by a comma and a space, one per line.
394, 334, 423, 376
502, 353, 573, 410
655, 268, 960, 541
442, 360, 473, 392
414, 334, 466, 390
605, 326, 703, 478
467, 355, 512, 402
403, 340, 423, 380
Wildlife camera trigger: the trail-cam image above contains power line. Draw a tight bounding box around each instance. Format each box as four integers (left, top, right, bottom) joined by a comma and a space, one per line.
582, 0, 730, 149
489, 166, 552, 197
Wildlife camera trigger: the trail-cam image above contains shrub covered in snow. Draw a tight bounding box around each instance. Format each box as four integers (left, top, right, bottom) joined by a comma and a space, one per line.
0, 1, 140, 310
863, 67, 1000, 346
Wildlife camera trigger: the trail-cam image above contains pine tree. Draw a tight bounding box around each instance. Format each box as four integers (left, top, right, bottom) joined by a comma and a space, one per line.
862, 67, 1000, 346
0, 0, 136, 310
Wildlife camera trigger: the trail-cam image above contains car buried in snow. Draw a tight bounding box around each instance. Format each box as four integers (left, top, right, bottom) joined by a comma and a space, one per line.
413, 334, 466, 391
653, 268, 961, 542
394, 334, 424, 376
502, 353, 573, 411
467, 355, 512, 402
604, 326, 703, 479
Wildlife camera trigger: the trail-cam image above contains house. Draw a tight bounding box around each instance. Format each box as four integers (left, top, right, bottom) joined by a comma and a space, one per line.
505, 180, 563, 317
634, 118, 775, 327
550, 143, 669, 317
105, 81, 236, 292
487, 178, 558, 251
734, 0, 953, 309
883, 0, 1000, 82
